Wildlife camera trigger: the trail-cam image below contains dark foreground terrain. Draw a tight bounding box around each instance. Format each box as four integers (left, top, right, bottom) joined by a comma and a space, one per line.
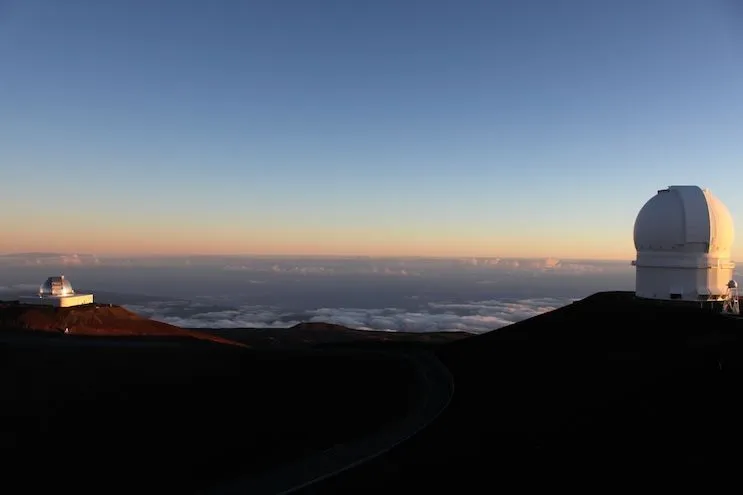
3, 292, 743, 493
0, 302, 460, 493
298, 292, 743, 492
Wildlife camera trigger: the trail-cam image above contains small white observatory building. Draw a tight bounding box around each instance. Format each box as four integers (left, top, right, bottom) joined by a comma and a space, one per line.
19, 275, 94, 308
632, 185, 739, 313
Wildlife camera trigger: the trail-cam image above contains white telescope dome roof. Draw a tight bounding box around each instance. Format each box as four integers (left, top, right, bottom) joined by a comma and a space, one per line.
633, 185, 734, 255
39, 275, 75, 297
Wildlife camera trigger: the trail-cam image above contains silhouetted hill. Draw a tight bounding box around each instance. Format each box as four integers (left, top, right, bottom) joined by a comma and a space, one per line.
198, 321, 471, 349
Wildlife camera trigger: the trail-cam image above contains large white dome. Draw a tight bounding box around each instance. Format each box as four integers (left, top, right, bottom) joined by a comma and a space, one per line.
633, 185, 734, 256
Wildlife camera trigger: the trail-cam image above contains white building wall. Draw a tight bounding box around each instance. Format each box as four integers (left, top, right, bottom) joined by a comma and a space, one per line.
58, 294, 94, 307
635, 265, 733, 301
18, 294, 94, 307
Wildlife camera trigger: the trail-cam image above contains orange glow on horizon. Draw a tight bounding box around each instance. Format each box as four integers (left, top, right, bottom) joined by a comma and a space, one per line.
7, 214, 741, 261
1, 233, 638, 260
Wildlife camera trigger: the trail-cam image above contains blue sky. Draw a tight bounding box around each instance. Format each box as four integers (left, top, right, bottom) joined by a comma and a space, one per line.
1, 0, 742, 259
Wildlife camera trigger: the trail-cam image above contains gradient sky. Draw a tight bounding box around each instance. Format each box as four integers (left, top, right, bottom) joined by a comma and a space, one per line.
1, 0, 742, 259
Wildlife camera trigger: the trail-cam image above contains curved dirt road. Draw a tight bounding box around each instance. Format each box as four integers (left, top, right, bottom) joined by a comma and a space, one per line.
207, 350, 454, 495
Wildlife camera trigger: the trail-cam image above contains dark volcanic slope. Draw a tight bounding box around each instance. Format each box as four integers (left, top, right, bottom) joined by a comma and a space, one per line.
302, 291, 743, 492
202, 321, 471, 349
0, 301, 241, 346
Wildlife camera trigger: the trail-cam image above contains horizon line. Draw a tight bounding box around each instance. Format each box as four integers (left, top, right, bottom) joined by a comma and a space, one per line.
0, 251, 635, 262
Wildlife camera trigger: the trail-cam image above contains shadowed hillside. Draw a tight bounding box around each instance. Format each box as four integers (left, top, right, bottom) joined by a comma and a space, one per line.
298, 291, 743, 492
200, 321, 471, 349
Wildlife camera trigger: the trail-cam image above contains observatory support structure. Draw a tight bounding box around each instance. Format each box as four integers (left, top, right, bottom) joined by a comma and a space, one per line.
722, 280, 740, 315
632, 255, 734, 302
19, 294, 95, 308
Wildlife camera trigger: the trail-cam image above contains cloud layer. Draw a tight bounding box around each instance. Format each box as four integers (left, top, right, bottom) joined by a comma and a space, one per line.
0, 253, 630, 276
0, 255, 628, 334
125, 296, 574, 334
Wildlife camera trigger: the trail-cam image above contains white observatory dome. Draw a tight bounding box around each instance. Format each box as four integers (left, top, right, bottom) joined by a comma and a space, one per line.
39, 275, 75, 297
633, 186, 736, 302
634, 186, 734, 255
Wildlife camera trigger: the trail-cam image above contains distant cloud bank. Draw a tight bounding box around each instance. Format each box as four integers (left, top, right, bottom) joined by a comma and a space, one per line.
0, 253, 100, 267
0, 252, 629, 276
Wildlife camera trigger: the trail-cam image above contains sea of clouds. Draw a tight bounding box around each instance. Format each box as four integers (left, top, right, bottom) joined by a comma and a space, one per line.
122, 296, 573, 333
0, 254, 639, 334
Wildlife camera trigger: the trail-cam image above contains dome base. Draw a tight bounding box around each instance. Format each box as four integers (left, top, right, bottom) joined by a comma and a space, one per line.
19, 294, 94, 308
635, 264, 734, 302
634, 250, 735, 302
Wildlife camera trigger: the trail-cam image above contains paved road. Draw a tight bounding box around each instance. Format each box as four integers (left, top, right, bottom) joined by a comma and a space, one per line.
206, 350, 454, 495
